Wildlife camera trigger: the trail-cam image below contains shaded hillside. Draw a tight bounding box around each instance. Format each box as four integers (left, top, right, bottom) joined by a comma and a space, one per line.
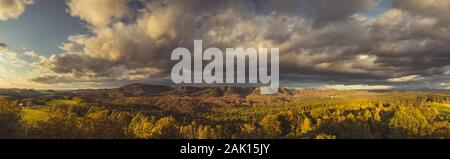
114, 84, 299, 98
117, 83, 172, 96
109, 84, 287, 98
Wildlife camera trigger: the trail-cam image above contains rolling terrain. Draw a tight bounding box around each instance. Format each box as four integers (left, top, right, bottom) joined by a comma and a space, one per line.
1, 84, 450, 139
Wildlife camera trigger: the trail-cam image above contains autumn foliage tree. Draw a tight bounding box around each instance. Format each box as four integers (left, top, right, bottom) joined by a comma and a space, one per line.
0, 98, 22, 138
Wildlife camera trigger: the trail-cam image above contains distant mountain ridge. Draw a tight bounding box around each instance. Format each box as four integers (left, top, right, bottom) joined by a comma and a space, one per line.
116, 83, 271, 98
117, 83, 172, 96
104, 83, 296, 98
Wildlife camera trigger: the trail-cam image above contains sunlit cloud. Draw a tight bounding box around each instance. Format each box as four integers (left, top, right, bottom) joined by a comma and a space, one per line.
388, 75, 422, 83
0, 0, 33, 21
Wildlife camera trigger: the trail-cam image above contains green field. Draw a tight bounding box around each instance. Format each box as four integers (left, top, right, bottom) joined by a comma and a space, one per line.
22, 107, 50, 124
22, 99, 79, 124
47, 99, 80, 106
432, 102, 450, 116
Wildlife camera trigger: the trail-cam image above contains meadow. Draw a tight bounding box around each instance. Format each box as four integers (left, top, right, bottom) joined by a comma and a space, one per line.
21, 100, 80, 123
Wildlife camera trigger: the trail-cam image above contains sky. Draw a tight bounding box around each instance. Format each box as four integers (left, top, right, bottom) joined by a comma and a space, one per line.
0, 0, 450, 90
0, 0, 86, 55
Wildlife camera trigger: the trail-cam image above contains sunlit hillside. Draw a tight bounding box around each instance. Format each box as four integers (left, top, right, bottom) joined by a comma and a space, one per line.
1, 84, 450, 139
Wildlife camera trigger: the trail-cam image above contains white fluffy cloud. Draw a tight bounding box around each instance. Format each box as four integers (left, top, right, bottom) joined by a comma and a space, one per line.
0, 0, 33, 21
67, 0, 130, 27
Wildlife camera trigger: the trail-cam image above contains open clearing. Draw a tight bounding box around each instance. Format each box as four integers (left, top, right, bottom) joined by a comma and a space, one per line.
21, 99, 79, 124
432, 102, 450, 116
22, 107, 50, 124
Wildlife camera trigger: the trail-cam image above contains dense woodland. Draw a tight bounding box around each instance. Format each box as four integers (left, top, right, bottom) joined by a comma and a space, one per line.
1, 84, 450, 139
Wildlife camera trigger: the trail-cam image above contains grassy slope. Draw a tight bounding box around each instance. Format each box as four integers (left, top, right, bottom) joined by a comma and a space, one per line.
432, 102, 450, 116
22, 107, 50, 124
21, 99, 79, 124
47, 99, 80, 106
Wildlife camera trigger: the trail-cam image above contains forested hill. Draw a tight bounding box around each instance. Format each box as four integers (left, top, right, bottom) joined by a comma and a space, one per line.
1, 84, 450, 139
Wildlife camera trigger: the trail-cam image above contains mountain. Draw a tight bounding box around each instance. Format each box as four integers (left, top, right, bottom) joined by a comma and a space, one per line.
192, 87, 256, 98
115, 84, 300, 97
113, 83, 300, 98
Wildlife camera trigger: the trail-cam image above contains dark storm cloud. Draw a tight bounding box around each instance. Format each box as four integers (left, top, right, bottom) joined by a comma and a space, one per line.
259, 0, 378, 27
0, 42, 7, 49
393, 0, 450, 27
31, 0, 450, 89
303, 0, 378, 27
30, 75, 78, 84
48, 53, 114, 76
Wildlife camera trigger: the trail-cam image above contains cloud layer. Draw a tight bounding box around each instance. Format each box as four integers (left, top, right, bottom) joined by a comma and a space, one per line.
23, 0, 450, 90
0, 0, 33, 21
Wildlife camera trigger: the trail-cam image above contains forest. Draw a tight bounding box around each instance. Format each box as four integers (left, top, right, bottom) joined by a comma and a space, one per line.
1, 84, 450, 139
